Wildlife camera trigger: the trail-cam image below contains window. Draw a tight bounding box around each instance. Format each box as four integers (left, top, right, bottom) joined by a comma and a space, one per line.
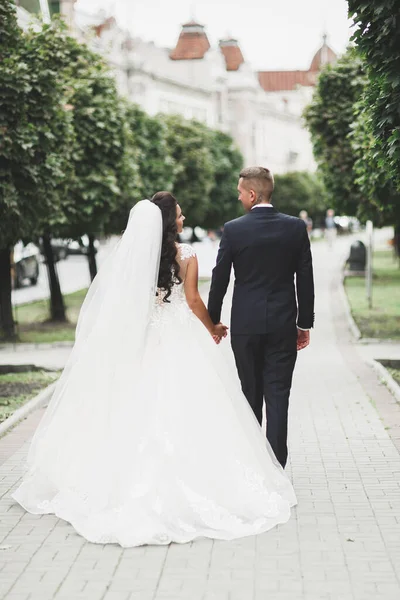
287, 150, 299, 166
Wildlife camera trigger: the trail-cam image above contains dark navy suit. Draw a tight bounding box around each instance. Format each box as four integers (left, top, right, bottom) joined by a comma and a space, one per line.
208, 206, 314, 467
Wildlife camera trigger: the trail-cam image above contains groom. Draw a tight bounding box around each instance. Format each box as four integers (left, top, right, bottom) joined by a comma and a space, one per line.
208, 166, 314, 468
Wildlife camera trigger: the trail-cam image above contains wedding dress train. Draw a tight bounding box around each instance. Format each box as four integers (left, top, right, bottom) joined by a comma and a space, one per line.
12, 201, 296, 547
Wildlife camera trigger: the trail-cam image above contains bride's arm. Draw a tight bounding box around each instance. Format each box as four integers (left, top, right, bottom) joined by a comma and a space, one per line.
184, 255, 227, 341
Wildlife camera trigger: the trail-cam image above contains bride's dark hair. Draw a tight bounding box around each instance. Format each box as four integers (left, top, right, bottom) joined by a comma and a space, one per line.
151, 191, 182, 302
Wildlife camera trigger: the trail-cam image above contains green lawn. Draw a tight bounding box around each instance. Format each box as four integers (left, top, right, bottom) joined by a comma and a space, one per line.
345, 250, 400, 339
13, 288, 88, 344
387, 367, 400, 387
0, 370, 59, 424
377, 360, 400, 388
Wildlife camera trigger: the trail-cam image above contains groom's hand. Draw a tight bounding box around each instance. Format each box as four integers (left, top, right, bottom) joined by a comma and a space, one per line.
297, 329, 310, 351
212, 323, 228, 344
216, 323, 228, 339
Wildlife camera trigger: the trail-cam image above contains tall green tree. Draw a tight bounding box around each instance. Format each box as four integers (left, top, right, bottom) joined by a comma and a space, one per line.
26, 19, 76, 322
348, 1, 400, 254
351, 106, 400, 227
103, 102, 142, 236
0, 3, 73, 337
126, 104, 175, 199
303, 48, 367, 217
272, 172, 327, 226
202, 130, 243, 229
59, 38, 138, 281
0, 0, 24, 339
160, 115, 215, 227
348, 1, 400, 192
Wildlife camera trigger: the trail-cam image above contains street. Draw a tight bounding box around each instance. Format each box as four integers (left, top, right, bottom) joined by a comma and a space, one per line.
11, 239, 119, 307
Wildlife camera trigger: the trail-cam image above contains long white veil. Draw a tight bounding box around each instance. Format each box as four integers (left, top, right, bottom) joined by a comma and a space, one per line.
26, 199, 162, 469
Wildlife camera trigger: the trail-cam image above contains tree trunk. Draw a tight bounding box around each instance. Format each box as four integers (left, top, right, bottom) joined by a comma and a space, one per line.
0, 248, 15, 340
42, 233, 66, 322
87, 234, 98, 282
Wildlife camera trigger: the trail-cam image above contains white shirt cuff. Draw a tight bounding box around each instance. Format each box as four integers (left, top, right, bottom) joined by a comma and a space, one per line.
297, 327, 310, 331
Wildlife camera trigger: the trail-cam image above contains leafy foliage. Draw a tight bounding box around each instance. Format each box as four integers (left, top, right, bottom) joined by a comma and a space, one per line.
0, 8, 73, 248
202, 130, 243, 229
0, 3, 76, 336
58, 36, 138, 239
160, 115, 215, 227
347, 1, 400, 226
126, 104, 175, 199
351, 106, 400, 226
348, 1, 400, 192
303, 48, 367, 217
273, 172, 327, 226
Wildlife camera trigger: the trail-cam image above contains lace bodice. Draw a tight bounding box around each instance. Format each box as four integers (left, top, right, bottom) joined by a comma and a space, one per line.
155, 282, 186, 306
151, 244, 196, 326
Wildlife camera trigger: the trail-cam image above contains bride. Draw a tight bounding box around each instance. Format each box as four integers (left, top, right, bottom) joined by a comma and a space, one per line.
12, 192, 297, 547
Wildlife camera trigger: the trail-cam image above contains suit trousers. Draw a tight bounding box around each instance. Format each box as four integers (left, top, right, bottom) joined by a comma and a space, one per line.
231, 327, 297, 468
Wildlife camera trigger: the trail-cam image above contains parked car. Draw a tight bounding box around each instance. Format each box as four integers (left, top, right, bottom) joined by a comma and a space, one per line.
11, 242, 40, 288
49, 238, 69, 261
67, 235, 100, 256
333, 216, 361, 234
39, 237, 69, 262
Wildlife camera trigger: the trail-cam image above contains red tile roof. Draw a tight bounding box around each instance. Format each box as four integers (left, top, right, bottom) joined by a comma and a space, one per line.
93, 16, 116, 37
258, 40, 337, 92
219, 39, 244, 71
170, 21, 211, 60
258, 70, 316, 92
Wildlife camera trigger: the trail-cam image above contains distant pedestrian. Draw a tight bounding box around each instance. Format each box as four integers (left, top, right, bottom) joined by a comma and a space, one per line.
299, 210, 313, 236
325, 208, 337, 248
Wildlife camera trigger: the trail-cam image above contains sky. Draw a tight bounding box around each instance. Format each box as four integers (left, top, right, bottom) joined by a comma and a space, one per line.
75, 0, 354, 71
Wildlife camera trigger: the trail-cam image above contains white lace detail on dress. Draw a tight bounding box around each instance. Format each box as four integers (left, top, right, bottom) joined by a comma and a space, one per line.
178, 243, 196, 261
151, 283, 194, 330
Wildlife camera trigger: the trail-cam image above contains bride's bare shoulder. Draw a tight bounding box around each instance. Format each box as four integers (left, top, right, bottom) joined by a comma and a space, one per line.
177, 243, 196, 261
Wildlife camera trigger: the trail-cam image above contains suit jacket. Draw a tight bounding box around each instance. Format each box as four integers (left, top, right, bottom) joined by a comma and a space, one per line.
208, 207, 315, 335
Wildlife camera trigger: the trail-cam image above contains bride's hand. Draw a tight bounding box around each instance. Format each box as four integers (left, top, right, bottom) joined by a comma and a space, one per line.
212, 323, 228, 344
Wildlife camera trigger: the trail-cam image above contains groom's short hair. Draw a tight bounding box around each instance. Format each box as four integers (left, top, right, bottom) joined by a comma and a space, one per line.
239, 166, 274, 202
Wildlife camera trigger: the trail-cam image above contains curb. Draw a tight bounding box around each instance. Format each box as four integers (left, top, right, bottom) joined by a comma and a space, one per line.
0, 380, 57, 438
369, 359, 400, 404
357, 337, 400, 345
0, 341, 74, 352
339, 272, 362, 341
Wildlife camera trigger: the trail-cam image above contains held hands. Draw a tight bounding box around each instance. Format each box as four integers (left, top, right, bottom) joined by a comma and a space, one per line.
297, 328, 310, 351
212, 323, 229, 344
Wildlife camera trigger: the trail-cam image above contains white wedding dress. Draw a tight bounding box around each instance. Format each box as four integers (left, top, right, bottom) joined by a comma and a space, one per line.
12, 201, 296, 547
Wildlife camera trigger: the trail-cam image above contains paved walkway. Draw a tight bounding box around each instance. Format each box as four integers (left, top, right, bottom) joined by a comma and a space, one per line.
1, 235, 400, 600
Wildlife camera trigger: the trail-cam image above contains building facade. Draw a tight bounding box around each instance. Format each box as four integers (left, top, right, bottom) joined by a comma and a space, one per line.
18, 1, 337, 174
